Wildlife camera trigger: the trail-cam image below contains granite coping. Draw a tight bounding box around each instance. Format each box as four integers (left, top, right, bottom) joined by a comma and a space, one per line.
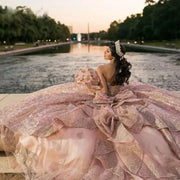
0, 42, 71, 57
0, 94, 27, 110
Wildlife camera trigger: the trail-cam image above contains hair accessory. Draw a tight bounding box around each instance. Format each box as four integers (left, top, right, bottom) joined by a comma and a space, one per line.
120, 56, 124, 60
115, 40, 124, 57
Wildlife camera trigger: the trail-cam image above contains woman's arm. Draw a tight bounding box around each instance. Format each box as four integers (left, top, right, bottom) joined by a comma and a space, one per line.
87, 87, 101, 94
97, 66, 108, 94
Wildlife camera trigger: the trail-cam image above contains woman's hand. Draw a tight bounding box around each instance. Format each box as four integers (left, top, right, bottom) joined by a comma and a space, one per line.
88, 86, 101, 94
100, 87, 107, 94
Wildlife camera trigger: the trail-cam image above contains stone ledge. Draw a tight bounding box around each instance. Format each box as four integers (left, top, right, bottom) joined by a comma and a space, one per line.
0, 94, 27, 110
0, 173, 25, 180
0, 155, 23, 173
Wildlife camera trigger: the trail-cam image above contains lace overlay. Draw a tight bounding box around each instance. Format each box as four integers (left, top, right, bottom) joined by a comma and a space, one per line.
75, 68, 99, 87
0, 68, 180, 179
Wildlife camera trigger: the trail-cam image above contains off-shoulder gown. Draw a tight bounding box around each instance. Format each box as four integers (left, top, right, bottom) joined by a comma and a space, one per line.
0, 68, 180, 180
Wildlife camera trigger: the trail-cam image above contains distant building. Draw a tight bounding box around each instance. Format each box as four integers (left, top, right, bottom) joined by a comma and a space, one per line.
68, 26, 73, 34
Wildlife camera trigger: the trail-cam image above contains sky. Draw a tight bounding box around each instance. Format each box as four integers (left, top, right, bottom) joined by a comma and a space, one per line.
1, 0, 149, 33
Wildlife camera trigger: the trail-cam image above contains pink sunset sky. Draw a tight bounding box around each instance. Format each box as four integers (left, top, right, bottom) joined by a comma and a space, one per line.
1, 0, 156, 33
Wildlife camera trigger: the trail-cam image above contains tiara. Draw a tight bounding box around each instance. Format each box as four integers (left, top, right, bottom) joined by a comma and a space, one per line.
115, 40, 124, 57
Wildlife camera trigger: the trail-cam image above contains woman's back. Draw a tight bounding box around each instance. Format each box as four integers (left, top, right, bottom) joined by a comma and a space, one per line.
97, 63, 116, 84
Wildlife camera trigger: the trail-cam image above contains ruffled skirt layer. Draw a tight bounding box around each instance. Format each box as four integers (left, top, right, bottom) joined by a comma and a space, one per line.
0, 82, 180, 179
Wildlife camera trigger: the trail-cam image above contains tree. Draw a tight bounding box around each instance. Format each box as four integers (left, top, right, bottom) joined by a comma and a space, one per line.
145, 0, 155, 5
98, 30, 108, 40
0, 6, 70, 43
107, 21, 119, 40
106, 0, 180, 41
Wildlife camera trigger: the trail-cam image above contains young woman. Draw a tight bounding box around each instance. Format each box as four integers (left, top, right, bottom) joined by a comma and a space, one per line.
0, 40, 180, 180
97, 40, 131, 95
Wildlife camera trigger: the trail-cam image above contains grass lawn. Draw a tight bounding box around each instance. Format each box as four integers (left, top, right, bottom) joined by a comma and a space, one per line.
0, 42, 64, 52
0, 43, 34, 52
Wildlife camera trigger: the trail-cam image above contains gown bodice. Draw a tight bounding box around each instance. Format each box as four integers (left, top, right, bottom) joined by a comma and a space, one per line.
75, 68, 100, 87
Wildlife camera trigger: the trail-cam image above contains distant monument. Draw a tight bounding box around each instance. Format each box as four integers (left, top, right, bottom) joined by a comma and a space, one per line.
77, 33, 81, 42
88, 23, 90, 42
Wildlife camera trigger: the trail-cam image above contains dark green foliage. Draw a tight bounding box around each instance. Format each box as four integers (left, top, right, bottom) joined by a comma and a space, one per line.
107, 0, 180, 41
98, 31, 108, 40
0, 6, 70, 44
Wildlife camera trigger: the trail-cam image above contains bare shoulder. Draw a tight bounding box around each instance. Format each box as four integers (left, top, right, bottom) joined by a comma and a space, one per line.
97, 64, 107, 73
97, 65, 104, 70
97, 65, 103, 74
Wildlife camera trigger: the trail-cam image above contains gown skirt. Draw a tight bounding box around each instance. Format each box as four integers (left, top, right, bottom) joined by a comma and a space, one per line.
0, 68, 180, 180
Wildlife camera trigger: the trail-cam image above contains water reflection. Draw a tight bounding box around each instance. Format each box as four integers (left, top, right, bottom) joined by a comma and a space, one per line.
24, 43, 108, 55
0, 44, 179, 93
25, 44, 71, 55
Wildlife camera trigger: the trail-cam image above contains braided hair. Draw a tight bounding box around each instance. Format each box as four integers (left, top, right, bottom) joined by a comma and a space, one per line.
109, 43, 132, 85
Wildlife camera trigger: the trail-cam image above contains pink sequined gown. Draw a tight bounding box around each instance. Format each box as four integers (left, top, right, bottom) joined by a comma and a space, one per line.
0, 68, 180, 180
